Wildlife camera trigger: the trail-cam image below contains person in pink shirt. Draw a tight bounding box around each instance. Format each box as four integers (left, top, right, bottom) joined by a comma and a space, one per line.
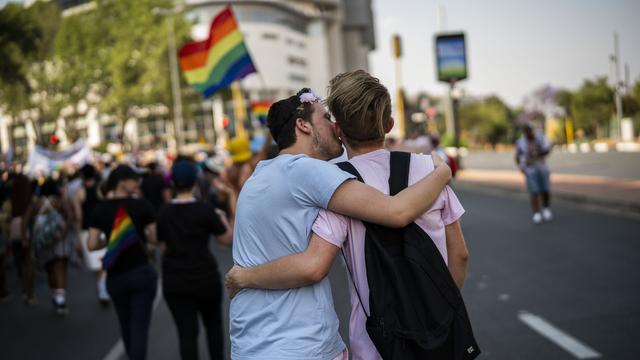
226, 70, 470, 359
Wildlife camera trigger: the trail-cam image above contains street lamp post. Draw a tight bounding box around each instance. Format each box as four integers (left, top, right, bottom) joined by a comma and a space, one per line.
611, 32, 623, 140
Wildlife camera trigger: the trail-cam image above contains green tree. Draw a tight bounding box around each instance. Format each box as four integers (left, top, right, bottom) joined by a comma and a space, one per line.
459, 95, 513, 148
53, 0, 196, 149
627, 81, 640, 137
0, 1, 62, 150
0, 3, 41, 88
571, 77, 614, 139
93, 0, 193, 148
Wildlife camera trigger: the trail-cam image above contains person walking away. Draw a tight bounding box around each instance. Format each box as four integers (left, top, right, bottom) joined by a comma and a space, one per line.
74, 164, 110, 305
7, 171, 34, 304
158, 160, 233, 360
515, 123, 552, 224
22, 179, 73, 315
141, 162, 171, 213
87, 165, 158, 360
0, 170, 10, 301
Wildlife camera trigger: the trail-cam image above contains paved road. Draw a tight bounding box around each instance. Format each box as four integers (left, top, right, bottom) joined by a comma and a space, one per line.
463, 151, 640, 180
1, 187, 639, 359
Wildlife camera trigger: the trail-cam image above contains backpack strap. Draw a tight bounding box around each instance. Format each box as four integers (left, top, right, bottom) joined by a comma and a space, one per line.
336, 161, 364, 183
335, 161, 370, 318
389, 151, 411, 195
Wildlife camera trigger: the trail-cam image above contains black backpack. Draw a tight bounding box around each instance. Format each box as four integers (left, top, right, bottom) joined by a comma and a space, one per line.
337, 152, 480, 360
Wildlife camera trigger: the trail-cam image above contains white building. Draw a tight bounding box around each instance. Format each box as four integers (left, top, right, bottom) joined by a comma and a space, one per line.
187, 0, 375, 99
0, 0, 376, 157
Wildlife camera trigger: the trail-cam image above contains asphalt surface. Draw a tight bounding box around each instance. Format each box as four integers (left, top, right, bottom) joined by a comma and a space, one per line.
463, 151, 640, 180
1, 186, 639, 359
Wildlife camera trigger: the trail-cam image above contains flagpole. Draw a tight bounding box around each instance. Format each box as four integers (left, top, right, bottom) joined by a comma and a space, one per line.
211, 94, 227, 148
231, 81, 247, 139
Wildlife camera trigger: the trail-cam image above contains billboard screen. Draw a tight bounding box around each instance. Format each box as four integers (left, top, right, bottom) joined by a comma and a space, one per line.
435, 33, 467, 82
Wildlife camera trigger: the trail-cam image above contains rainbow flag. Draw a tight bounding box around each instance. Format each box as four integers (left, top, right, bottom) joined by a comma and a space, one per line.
102, 206, 141, 270
178, 6, 257, 98
251, 101, 271, 125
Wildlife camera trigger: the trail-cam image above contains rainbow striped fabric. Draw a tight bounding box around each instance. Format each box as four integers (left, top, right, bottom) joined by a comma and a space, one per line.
102, 206, 141, 270
251, 101, 271, 125
178, 6, 257, 97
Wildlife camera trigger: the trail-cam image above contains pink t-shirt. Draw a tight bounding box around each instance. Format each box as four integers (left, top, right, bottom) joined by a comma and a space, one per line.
312, 149, 465, 360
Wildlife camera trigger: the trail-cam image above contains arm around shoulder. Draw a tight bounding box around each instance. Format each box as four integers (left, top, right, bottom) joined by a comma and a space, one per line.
327, 158, 451, 228
225, 233, 340, 297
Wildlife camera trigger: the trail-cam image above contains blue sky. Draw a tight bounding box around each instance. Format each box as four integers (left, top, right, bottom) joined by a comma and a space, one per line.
370, 0, 640, 105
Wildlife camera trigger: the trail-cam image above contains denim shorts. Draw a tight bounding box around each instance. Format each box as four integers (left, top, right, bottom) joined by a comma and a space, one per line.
526, 168, 550, 194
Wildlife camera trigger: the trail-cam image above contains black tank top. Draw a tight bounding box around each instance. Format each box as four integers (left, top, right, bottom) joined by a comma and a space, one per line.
82, 184, 99, 230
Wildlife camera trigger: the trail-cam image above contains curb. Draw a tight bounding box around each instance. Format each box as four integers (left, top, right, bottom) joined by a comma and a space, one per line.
452, 180, 640, 220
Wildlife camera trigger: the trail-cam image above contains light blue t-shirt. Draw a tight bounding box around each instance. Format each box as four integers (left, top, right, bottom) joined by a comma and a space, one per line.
230, 154, 354, 360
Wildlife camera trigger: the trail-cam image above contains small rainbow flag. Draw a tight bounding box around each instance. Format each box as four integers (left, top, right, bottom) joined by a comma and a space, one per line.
102, 206, 141, 270
178, 6, 257, 98
251, 101, 271, 125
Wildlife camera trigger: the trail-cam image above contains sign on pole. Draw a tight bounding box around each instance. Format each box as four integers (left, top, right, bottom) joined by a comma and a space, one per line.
435, 32, 467, 83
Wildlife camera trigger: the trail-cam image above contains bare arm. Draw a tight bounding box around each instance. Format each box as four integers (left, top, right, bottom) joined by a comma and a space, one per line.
237, 164, 253, 190
225, 233, 340, 298
213, 177, 237, 220
214, 209, 233, 247
21, 204, 34, 248
328, 154, 451, 228
445, 220, 469, 289
162, 188, 172, 205
87, 227, 103, 251
146, 223, 157, 245
74, 188, 85, 233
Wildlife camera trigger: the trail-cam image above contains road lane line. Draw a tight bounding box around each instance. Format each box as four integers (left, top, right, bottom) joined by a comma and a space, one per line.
103, 282, 163, 360
518, 311, 602, 359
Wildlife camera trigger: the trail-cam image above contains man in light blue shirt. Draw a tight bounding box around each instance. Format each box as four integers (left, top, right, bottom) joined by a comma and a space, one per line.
230, 88, 452, 360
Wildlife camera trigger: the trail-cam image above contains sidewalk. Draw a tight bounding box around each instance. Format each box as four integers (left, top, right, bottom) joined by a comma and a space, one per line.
454, 169, 640, 216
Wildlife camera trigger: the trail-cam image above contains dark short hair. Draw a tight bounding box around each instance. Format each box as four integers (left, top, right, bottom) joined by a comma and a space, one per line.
171, 160, 197, 193
267, 88, 315, 150
107, 164, 140, 190
80, 164, 97, 179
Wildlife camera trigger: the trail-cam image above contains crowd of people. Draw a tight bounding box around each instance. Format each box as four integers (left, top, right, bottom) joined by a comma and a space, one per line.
0, 138, 273, 359
0, 69, 482, 360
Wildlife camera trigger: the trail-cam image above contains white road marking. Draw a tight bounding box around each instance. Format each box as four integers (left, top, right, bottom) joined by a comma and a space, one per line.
103, 282, 163, 360
518, 311, 602, 359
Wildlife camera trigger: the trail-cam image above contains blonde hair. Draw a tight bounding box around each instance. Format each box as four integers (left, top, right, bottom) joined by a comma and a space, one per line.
326, 70, 392, 148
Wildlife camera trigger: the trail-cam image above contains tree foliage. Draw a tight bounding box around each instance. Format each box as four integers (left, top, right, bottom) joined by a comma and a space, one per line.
0, 0, 195, 150
459, 95, 513, 148
55, 0, 193, 135
570, 77, 614, 138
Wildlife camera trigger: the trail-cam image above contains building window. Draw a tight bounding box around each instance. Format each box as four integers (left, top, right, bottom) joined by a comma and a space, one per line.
289, 74, 308, 83
262, 33, 278, 40
288, 56, 307, 67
